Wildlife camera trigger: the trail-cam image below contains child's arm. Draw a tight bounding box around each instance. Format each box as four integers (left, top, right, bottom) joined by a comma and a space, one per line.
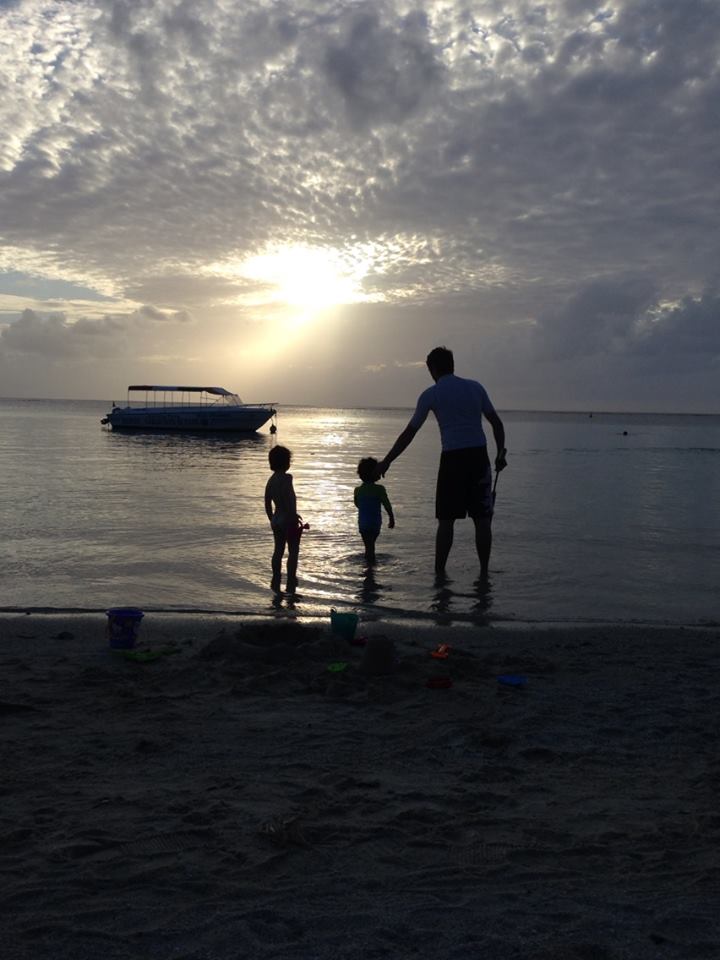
264, 482, 273, 523
380, 487, 395, 528
286, 473, 298, 519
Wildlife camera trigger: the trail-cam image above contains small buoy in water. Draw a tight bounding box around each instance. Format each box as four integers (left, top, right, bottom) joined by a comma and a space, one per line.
622, 430, 628, 436
270, 423, 277, 434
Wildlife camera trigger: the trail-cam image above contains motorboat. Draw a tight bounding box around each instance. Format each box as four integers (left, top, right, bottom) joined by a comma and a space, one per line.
101, 385, 276, 432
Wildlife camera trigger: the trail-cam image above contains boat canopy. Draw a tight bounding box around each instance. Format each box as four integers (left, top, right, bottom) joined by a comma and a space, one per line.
127, 386, 233, 395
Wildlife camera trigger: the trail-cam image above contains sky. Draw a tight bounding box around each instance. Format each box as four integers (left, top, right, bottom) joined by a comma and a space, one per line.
0, 0, 719, 412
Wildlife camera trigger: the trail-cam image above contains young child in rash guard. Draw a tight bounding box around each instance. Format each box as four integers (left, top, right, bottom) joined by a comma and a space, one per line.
353, 457, 395, 565
264, 445, 302, 593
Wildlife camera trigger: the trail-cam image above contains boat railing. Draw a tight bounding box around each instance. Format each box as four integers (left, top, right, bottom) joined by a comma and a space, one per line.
120, 398, 233, 409
113, 395, 276, 409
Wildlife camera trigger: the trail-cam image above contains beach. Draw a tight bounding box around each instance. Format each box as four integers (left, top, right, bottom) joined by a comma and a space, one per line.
2, 612, 719, 959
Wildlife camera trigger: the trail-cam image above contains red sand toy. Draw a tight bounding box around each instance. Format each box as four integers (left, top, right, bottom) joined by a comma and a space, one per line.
431, 643, 451, 660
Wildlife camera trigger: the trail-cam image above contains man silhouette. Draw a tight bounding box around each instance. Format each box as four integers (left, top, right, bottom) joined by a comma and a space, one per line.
377, 346, 506, 578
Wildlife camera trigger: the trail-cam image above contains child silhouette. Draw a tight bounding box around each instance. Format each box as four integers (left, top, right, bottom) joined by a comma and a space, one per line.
353, 457, 394, 565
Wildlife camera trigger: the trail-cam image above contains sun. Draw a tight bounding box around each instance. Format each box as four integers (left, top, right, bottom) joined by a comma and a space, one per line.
242, 246, 364, 313
206, 243, 379, 322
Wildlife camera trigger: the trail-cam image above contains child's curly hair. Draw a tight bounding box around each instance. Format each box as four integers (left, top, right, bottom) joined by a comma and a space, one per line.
357, 457, 378, 483
269, 445, 291, 471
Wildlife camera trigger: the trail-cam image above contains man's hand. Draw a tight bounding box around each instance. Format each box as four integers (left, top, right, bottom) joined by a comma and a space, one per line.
495, 448, 508, 472
375, 458, 389, 479
388, 517, 395, 529
376, 423, 417, 479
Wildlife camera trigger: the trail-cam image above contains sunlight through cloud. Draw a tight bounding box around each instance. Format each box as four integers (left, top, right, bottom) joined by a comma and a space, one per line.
206, 244, 383, 320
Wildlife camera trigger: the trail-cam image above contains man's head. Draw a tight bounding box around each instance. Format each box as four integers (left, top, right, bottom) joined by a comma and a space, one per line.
426, 346, 454, 381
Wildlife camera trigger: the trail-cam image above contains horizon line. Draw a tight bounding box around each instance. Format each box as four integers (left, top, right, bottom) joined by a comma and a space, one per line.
1, 395, 719, 417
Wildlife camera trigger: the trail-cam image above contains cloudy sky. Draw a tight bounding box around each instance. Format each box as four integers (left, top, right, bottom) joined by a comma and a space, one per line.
1, 0, 718, 411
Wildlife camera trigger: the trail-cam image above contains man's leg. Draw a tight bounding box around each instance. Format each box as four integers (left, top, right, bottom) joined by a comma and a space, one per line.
435, 518, 455, 574
473, 515, 492, 578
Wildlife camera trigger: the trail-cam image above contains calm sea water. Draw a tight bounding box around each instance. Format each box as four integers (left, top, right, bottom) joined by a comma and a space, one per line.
1, 398, 719, 625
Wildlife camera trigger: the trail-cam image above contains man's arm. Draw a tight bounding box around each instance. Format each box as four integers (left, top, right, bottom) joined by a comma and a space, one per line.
377, 387, 431, 477
377, 422, 418, 477
485, 408, 507, 470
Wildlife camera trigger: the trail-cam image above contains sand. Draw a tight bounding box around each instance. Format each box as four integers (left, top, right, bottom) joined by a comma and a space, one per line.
1, 611, 719, 960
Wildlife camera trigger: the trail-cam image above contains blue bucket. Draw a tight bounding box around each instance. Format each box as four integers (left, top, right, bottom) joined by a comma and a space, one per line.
106, 608, 144, 650
330, 609, 358, 641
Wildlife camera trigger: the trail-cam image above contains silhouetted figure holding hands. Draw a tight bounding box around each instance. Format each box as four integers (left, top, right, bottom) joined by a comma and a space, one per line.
354, 457, 395, 565
377, 346, 506, 579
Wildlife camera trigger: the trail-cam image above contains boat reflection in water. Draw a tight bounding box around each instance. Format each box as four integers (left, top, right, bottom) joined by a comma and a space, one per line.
101, 385, 276, 433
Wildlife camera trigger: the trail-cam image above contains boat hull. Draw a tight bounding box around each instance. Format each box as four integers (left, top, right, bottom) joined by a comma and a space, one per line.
105, 405, 275, 432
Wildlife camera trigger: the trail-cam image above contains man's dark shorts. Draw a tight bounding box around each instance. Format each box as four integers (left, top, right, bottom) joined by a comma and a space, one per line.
436, 446, 493, 521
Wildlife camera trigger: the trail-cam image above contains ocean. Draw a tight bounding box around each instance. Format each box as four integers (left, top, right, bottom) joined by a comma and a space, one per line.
2, 397, 718, 626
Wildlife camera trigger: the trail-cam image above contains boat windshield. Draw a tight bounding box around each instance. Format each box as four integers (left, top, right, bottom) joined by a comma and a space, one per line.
124, 387, 244, 407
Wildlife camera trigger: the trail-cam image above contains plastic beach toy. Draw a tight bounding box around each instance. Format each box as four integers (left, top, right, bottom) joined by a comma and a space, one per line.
330, 609, 359, 641
327, 661, 349, 673
431, 643, 451, 659
121, 649, 164, 662
287, 515, 310, 543
106, 608, 144, 650
497, 674, 528, 687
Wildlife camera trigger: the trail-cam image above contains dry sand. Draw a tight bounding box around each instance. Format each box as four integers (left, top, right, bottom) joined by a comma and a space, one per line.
1, 612, 719, 960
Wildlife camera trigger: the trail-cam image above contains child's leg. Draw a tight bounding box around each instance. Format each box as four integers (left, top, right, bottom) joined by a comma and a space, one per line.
286, 538, 300, 589
271, 528, 286, 590
361, 530, 378, 565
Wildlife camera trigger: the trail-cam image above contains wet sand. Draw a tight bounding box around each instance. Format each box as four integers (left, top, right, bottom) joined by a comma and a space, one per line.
1, 612, 719, 959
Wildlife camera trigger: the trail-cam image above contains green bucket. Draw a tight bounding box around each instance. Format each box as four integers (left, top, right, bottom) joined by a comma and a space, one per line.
330, 609, 359, 641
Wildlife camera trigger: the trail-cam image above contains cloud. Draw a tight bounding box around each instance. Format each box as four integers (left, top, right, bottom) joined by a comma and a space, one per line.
1, 309, 120, 358
123, 275, 264, 309
3, 0, 718, 291
632, 289, 720, 363
0, 0, 718, 408
535, 276, 659, 359
534, 276, 720, 365
137, 303, 192, 323
322, 8, 443, 129
0, 303, 193, 359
